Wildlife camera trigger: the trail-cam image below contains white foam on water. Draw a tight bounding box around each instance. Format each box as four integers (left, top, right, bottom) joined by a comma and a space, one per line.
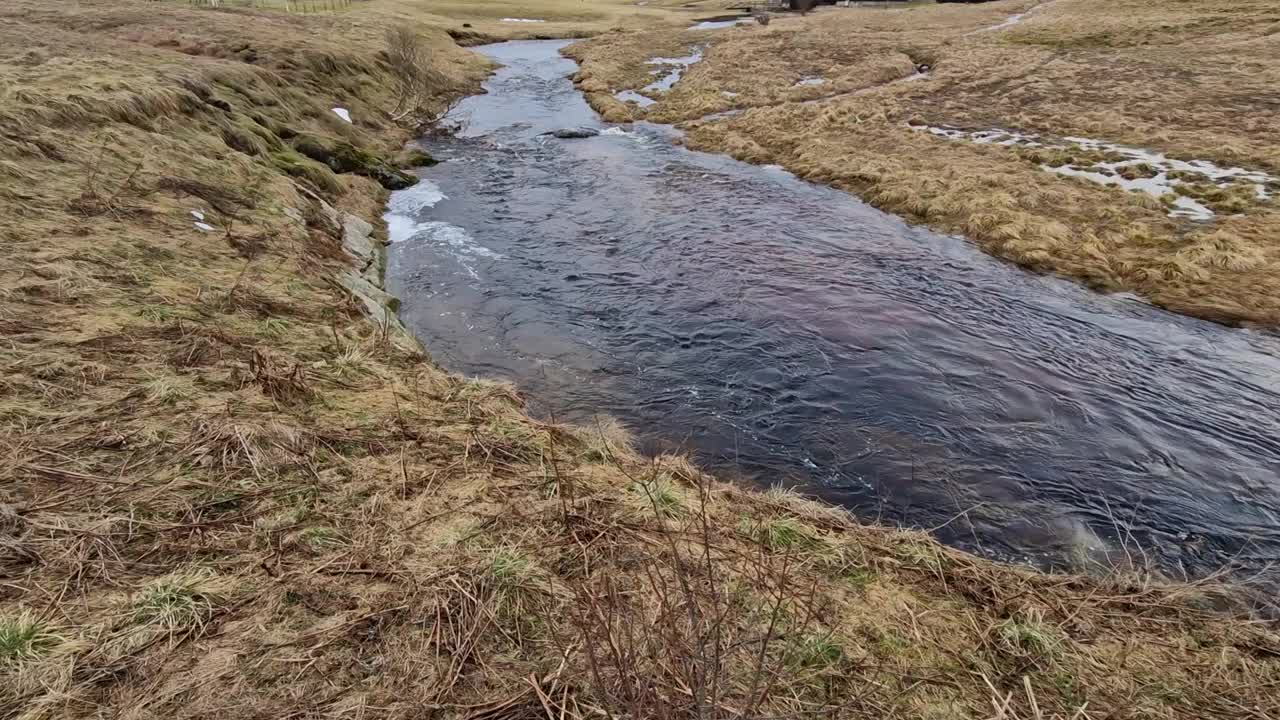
1108, 291, 1150, 304
914, 124, 1277, 221
388, 179, 446, 215
500, 17, 546, 22
416, 221, 504, 280
601, 125, 652, 145
331, 107, 352, 123
383, 179, 447, 243
425, 221, 503, 259
193, 222, 214, 232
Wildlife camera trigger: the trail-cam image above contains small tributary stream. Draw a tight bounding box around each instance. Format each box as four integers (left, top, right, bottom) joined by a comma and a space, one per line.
386, 40, 1280, 582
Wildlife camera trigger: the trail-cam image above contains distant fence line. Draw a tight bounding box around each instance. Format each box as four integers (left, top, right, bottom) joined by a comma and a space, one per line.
184, 0, 354, 13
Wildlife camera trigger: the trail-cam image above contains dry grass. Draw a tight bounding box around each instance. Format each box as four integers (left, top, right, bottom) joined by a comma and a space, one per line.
2, 0, 1279, 718
570, 0, 1280, 326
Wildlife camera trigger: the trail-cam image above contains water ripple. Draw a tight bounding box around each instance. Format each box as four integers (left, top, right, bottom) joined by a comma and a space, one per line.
388, 41, 1280, 582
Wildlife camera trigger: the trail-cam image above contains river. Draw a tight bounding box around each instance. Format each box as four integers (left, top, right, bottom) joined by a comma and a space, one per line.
386, 40, 1280, 582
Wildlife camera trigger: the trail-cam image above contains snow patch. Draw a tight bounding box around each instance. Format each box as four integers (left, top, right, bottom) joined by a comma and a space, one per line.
913, 124, 1278, 221
691, 17, 751, 29
500, 17, 546, 22
331, 107, 352, 123
190, 210, 205, 221
412, 221, 504, 280
193, 222, 215, 232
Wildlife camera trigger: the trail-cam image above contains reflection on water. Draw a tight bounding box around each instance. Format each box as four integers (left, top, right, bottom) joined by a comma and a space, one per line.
388, 40, 1280, 584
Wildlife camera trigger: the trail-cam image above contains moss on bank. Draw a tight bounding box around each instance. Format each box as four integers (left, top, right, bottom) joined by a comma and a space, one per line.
1, 0, 1277, 718
293, 133, 419, 190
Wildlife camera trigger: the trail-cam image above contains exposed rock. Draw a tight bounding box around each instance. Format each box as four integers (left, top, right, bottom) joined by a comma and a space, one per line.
292, 134, 418, 190
395, 148, 437, 169
340, 211, 382, 285
270, 149, 342, 197
338, 271, 400, 316
334, 212, 419, 352
545, 127, 600, 139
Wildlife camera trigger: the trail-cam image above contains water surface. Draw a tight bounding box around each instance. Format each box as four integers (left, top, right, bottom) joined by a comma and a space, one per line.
387, 40, 1280, 582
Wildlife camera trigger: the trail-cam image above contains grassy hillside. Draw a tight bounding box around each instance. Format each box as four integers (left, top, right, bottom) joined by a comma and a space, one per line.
570, 0, 1280, 326
1, 1, 1278, 718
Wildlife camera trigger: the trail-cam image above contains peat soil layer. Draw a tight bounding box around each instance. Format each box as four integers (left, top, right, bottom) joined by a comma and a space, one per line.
388, 41, 1280, 583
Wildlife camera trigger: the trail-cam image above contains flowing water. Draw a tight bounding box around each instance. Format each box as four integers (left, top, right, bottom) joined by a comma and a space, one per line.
386, 40, 1280, 581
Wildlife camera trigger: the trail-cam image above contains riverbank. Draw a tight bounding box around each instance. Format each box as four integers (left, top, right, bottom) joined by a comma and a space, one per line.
2, 1, 1278, 718
569, 0, 1280, 327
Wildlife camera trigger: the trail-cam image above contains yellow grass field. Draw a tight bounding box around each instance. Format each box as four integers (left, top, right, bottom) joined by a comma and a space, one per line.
570, 0, 1280, 326
2, 1, 1278, 718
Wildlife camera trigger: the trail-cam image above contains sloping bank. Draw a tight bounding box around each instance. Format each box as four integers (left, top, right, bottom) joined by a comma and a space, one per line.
0, 1, 1277, 718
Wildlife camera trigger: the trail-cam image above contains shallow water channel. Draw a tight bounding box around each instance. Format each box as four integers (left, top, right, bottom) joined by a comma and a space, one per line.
386, 40, 1280, 581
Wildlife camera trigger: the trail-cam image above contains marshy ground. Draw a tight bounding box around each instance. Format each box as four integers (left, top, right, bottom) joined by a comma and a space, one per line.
2, 0, 1279, 718
570, 0, 1280, 326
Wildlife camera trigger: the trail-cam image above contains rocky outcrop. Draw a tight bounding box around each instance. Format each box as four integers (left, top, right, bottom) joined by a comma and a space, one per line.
307, 197, 420, 352
543, 127, 600, 139
293, 134, 419, 190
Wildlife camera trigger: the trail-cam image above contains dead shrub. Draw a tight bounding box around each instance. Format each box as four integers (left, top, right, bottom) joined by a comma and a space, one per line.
384, 27, 454, 125
245, 348, 312, 404
67, 144, 148, 219
186, 416, 312, 479
155, 175, 253, 216
549, 472, 850, 718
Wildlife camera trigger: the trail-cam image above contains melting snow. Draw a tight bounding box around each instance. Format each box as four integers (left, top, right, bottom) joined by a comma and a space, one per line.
691, 17, 751, 29
914, 124, 1278, 221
